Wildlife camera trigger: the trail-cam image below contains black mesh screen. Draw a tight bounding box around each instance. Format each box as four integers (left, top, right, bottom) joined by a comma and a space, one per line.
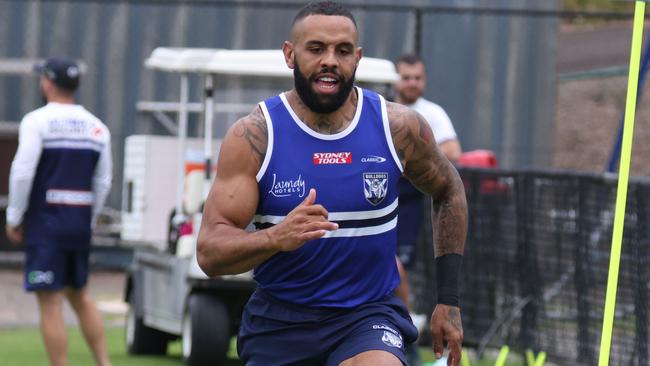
408, 168, 650, 366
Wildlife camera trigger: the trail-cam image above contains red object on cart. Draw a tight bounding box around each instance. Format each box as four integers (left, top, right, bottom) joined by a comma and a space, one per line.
457, 149, 498, 168
457, 150, 508, 194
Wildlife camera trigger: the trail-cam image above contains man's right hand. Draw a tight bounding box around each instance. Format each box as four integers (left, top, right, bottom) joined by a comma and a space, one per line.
268, 188, 338, 251
431, 304, 463, 366
5, 224, 23, 245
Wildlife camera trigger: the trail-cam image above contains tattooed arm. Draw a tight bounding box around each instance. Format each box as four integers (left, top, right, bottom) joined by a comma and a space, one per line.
387, 101, 467, 366
197, 106, 338, 276
196, 107, 272, 276
387, 102, 467, 255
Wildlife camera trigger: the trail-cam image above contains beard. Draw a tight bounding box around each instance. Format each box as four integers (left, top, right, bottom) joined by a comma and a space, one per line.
398, 90, 419, 105
293, 60, 356, 114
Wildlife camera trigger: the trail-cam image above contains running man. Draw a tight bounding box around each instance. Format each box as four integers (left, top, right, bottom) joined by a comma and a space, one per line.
197, 2, 467, 365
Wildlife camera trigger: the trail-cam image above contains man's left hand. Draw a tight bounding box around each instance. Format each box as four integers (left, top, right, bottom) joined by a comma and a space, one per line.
430, 304, 463, 366
5, 224, 23, 245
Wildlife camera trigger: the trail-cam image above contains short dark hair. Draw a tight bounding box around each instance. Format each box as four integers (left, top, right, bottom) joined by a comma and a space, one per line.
396, 53, 423, 66
293, 1, 357, 28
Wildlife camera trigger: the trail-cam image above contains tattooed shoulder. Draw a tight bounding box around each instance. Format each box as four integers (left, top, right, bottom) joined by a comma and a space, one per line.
386, 101, 435, 165
385, 102, 410, 165
386, 101, 412, 131
232, 106, 268, 165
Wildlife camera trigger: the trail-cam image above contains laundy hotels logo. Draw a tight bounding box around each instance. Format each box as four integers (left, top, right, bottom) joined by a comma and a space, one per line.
363, 172, 388, 205
312, 152, 352, 165
269, 173, 306, 198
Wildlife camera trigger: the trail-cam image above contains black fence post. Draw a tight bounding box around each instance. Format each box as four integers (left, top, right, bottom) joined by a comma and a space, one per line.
515, 172, 539, 350
460, 170, 479, 339
575, 177, 594, 365
460, 169, 500, 343
634, 184, 649, 366
414, 8, 422, 56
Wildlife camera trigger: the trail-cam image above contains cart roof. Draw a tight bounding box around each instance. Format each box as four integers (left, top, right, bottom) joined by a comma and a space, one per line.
145, 47, 398, 84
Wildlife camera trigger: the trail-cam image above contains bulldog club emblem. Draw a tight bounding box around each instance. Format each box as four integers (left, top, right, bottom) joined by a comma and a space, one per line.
363, 172, 388, 205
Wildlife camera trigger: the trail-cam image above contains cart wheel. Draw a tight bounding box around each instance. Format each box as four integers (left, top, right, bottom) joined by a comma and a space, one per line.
125, 293, 169, 355
183, 293, 230, 366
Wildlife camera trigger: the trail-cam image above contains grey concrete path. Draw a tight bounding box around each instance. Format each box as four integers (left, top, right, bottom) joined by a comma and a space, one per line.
0, 269, 127, 328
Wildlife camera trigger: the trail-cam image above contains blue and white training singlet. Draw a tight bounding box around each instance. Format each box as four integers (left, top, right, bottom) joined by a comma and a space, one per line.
253, 87, 404, 308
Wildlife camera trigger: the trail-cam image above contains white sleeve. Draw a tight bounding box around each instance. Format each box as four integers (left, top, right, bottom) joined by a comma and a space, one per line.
6, 115, 43, 227
427, 104, 457, 145
92, 129, 113, 227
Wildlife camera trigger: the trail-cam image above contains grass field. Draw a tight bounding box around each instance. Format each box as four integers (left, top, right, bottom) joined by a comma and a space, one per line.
0, 326, 188, 366
0, 326, 524, 366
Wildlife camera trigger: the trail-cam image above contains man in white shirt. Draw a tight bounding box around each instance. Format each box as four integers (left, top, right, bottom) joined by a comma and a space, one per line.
395, 54, 461, 162
393, 53, 463, 365
5, 58, 112, 366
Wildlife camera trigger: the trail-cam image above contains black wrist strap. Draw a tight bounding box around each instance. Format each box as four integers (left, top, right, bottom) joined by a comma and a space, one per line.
436, 253, 463, 307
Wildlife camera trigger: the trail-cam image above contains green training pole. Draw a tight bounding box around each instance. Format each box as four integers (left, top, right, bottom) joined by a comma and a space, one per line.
460, 350, 471, 366
494, 346, 509, 366
598, 2, 646, 366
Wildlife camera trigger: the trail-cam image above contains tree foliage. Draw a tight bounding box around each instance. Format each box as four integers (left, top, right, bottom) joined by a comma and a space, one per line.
563, 0, 634, 12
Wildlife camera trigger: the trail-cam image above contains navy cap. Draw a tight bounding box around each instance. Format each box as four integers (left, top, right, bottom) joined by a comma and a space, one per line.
34, 57, 81, 91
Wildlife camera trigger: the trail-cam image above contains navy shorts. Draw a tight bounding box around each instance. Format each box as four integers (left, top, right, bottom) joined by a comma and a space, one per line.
24, 245, 90, 292
238, 289, 419, 366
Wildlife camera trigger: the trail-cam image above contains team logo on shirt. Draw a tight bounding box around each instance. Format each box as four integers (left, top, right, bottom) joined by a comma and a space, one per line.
92, 126, 103, 137
363, 172, 388, 206
312, 152, 352, 165
269, 173, 306, 198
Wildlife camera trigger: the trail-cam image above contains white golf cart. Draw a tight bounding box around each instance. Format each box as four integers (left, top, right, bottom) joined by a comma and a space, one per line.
122, 47, 399, 366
